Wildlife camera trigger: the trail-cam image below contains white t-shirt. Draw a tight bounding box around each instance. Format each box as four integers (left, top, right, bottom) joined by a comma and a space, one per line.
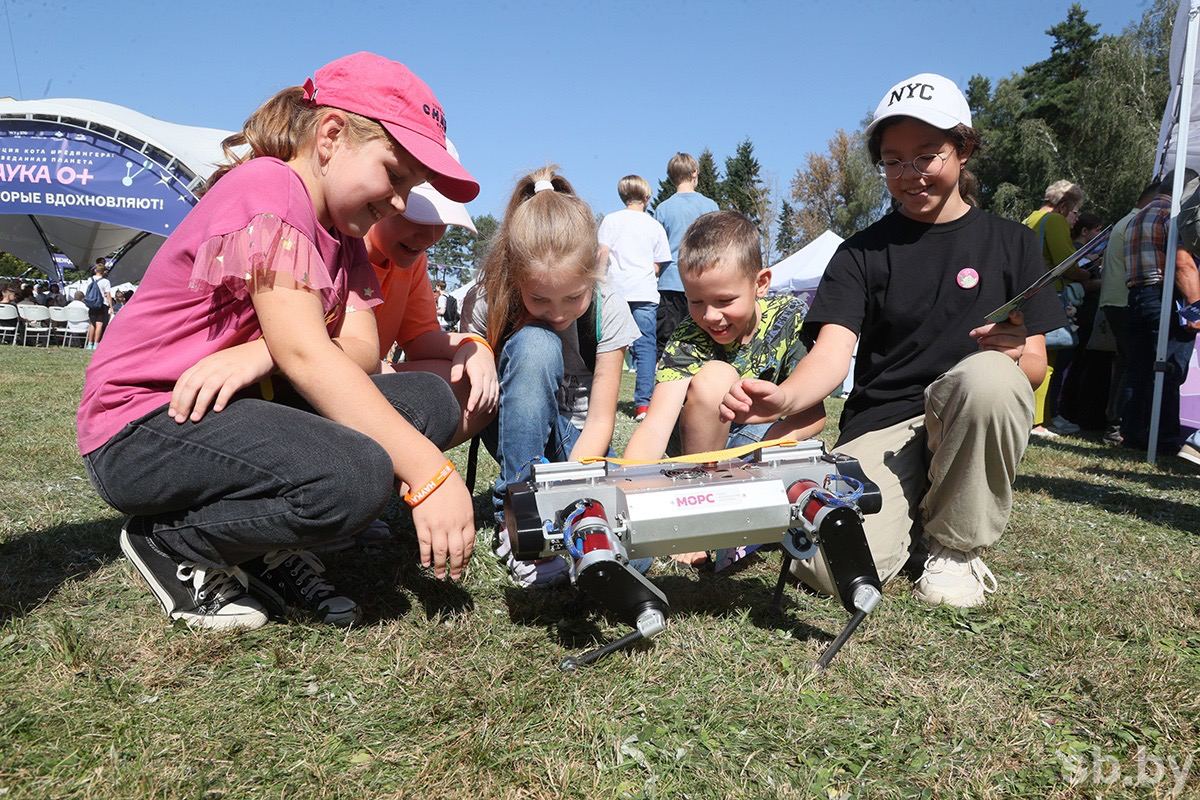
597, 208, 671, 304
464, 283, 640, 428
64, 299, 90, 332
88, 276, 112, 305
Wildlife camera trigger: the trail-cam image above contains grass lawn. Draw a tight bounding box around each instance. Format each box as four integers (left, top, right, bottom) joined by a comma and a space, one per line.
2, 346, 1199, 799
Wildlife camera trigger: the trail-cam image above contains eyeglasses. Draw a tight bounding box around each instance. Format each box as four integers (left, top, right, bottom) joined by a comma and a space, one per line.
875, 151, 949, 179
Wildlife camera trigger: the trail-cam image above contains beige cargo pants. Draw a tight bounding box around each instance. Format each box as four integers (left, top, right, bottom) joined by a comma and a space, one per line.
791, 350, 1035, 595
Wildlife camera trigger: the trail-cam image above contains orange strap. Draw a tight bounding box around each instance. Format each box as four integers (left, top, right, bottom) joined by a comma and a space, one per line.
581, 437, 801, 466
456, 334, 493, 355
403, 460, 457, 508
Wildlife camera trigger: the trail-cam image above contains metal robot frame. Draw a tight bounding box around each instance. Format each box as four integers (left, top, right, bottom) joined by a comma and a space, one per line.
503, 439, 883, 671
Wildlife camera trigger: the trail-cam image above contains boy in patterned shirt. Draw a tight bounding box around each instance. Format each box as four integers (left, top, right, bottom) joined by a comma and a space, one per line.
624, 211, 825, 567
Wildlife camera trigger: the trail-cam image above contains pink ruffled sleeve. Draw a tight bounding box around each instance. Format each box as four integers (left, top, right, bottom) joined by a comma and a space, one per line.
342, 239, 383, 315
189, 213, 336, 310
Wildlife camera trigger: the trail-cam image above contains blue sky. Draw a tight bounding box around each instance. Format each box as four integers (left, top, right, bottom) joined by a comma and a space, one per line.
1, 0, 1159, 223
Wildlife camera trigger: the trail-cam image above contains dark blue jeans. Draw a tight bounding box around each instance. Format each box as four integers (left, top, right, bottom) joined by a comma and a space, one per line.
628, 301, 658, 408
84, 372, 460, 569
1121, 284, 1197, 450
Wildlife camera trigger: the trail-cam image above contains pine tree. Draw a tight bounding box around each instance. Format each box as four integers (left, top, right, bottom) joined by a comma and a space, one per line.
722, 139, 767, 227
469, 214, 498, 277
774, 201, 801, 257
651, 178, 676, 210
696, 149, 723, 206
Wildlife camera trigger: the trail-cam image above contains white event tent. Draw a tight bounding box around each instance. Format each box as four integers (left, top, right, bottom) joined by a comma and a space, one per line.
0, 97, 231, 282
768, 230, 843, 295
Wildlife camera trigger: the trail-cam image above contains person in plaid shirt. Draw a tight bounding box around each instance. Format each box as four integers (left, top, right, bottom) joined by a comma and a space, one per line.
1121, 169, 1200, 457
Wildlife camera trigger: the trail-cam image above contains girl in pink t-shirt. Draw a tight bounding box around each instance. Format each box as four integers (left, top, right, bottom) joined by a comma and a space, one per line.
78, 52, 480, 631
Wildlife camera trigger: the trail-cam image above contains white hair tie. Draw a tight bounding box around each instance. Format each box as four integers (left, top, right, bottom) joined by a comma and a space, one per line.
533, 179, 555, 194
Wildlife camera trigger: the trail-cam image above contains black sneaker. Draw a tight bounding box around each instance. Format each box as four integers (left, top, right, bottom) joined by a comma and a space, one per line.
245, 549, 360, 627
119, 517, 269, 631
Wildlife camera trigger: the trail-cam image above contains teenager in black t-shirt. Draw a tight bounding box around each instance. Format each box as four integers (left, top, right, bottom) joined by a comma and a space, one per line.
721, 73, 1066, 608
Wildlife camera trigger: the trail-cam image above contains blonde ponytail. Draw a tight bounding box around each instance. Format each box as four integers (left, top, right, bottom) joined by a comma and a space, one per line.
480, 166, 600, 348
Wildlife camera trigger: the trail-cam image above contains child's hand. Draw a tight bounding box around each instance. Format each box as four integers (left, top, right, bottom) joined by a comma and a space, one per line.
450, 342, 498, 415
671, 551, 709, 568
410, 470, 476, 580
170, 343, 273, 423
719, 378, 790, 424
970, 309, 1027, 364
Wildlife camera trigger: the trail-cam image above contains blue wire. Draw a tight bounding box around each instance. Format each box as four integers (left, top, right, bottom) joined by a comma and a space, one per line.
562, 502, 589, 559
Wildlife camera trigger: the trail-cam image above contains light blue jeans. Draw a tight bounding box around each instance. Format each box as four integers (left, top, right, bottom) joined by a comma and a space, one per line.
628, 302, 658, 408
483, 324, 582, 526
483, 323, 651, 573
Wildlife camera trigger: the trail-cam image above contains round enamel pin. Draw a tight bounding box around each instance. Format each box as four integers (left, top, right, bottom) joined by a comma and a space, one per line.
956, 267, 979, 289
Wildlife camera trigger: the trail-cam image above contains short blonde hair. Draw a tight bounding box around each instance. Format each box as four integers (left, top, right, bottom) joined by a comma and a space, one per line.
667, 152, 699, 186
678, 210, 761, 281
1043, 180, 1083, 212
617, 174, 651, 205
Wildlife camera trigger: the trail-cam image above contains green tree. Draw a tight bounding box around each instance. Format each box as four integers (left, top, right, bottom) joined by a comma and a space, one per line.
425, 213, 501, 289
0, 251, 36, 277
427, 225, 474, 288
790, 128, 887, 242
469, 213, 499, 278
722, 139, 768, 229
696, 148, 724, 206
651, 177, 676, 210
1072, 2, 1172, 217
967, 1, 1171, 220
774, 201, 801, 258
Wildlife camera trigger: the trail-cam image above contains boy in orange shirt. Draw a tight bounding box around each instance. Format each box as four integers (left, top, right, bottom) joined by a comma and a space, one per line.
365, 140, 496, 447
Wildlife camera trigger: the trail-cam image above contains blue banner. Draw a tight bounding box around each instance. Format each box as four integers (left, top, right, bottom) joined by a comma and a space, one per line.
0, 119, 197, 235
50, 252, 72, 283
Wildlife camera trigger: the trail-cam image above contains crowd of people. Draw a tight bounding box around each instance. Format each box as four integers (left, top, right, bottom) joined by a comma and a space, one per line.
65, 54, 1195, 636
1, 258, 134, 348
1016, 175, 1200, 465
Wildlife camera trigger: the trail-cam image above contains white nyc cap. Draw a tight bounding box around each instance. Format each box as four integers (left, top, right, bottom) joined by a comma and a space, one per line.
865, 73, 972, 137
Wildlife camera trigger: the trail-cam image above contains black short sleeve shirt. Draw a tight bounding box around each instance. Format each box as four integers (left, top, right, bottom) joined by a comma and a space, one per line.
805, 207, 1067, 445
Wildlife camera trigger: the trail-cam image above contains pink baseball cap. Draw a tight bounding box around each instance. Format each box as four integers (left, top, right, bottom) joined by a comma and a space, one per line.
302, 52, 479, 203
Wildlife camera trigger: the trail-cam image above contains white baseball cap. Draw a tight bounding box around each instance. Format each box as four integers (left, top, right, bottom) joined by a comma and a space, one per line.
864, 73, 972, 137
401, 137, 477, 233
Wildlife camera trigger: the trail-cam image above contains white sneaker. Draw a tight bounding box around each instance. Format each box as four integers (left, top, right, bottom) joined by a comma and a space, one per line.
1029, 425, 1060, 439
493, 528, 569, 589
1048, 415, 1081, 434
1178, 442, 1200, 467
913, 541, 997, 608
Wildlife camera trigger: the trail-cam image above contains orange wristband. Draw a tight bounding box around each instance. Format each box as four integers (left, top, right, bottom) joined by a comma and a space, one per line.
456, 334, 493, 354
403, 460, 457, 508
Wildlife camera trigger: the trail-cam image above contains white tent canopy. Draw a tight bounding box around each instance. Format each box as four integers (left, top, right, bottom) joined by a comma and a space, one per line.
769, 230, 844, 294
1156, 1, 1200, 175
0, 97, 231, 282
1148, 0, 1200, 462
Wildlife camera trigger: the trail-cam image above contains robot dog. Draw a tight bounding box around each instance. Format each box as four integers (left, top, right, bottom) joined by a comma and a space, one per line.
503, 439, 883, 671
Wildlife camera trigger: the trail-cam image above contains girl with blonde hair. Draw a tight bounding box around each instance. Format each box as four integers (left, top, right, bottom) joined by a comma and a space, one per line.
464, 166, 642, 587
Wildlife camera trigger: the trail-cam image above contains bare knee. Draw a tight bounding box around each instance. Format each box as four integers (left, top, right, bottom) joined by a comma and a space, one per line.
685, 361, 740, 409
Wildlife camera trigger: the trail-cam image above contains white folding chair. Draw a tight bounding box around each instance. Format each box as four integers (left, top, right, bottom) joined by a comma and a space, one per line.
61, 306, 90, 348
16, 305, 52, 346
0, 304, 18, 345
46, 306, 68, 346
